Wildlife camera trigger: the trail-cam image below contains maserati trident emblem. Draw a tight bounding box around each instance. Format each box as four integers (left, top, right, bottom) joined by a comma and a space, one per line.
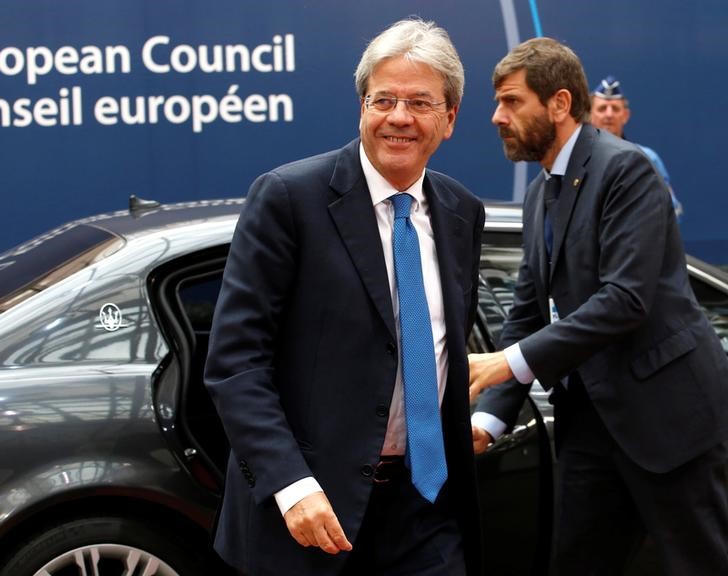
97, 303, 129, 332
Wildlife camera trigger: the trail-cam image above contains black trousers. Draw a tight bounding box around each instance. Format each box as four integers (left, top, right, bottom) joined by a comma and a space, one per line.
341, 459, 466, 576
551, 377, 728, 576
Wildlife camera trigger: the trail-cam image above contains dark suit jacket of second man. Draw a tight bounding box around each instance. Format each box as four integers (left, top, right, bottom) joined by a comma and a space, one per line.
478, 124, 728, 474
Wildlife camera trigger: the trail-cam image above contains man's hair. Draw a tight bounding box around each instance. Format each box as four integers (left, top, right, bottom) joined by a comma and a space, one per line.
493, 37, 590, 122
354, 18, 464, 109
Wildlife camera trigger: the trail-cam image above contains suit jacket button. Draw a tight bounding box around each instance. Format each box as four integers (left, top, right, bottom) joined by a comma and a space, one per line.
386, 342, 396, 355
360, 465, 374, 477
376, 403, 388, 417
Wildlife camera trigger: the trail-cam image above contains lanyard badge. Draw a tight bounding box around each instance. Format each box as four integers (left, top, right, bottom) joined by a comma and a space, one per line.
549, 296, 560, 324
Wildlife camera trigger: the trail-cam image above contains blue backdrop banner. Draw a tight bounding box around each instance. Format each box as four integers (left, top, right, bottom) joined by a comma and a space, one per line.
1, 0, 725, 263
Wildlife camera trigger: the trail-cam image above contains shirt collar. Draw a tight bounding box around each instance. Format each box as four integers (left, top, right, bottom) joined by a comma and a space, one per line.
359, 142, 426, 207
545, 124, 582, 179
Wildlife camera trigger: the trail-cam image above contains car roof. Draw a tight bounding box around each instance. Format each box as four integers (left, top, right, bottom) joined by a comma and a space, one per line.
0, 197, 245, 259
0, 198, 244, 307
74, 197, 246, 238
2, 197, 522, 255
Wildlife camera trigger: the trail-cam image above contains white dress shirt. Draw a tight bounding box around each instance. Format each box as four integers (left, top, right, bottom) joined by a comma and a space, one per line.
274, 144, 448, 515
361, 143, 448, 456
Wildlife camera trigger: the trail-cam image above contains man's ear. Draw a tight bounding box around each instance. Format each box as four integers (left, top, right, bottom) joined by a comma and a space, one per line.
442, 104, 459, 140
550, 89, 572, 122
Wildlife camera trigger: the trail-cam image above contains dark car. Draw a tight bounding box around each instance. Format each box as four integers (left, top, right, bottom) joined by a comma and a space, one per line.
0, 197, 726, 575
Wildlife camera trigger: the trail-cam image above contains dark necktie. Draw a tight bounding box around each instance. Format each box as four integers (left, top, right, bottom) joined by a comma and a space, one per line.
544, 175, 562, 260
390, 193, 447, 503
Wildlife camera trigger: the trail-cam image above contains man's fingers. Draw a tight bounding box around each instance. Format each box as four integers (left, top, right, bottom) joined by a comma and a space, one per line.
290, 528, 313, 548
284, 493, 326, 548
327, 519, 353, 552
284, 492, 351, 554
468, 351, 512, 400
313, 516, 352, 554
313, 518, 352, 554
285, 520, 307, 546
313, 524, 337, 554
472, 425, 494, 455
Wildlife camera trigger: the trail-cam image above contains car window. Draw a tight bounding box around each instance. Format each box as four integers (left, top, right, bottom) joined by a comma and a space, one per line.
0, 224, 123, 312
477, 232, 523, 347
178, 275, 222, 334
478, 231, 728, 355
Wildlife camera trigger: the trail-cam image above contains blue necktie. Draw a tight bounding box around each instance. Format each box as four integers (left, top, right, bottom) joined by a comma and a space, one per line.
390, 193, 447, 503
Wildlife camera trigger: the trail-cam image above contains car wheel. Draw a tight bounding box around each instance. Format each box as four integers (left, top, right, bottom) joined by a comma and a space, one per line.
0, 516, 210, 576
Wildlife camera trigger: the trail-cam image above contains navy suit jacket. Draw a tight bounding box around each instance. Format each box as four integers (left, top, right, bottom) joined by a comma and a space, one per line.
477, 124, 728, 473
205, 138, 484, 575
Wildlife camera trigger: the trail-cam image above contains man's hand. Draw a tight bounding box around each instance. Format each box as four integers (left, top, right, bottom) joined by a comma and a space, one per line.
468, 351, 513, 402
472, 425, 494, 455
283, 492, 353, 554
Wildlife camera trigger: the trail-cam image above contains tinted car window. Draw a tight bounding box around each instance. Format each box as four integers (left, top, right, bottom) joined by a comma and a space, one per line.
0, 224, 123, 312
478, 232, 523, 347
178, 275, 222, 333
479, 231, 728, 354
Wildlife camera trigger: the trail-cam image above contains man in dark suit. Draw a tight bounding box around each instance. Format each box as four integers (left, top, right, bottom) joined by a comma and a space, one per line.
469, 37, 728, 575
204, 18, 484, 576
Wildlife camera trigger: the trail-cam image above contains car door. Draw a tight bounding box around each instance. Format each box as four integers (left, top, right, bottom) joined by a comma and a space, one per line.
470, 229, 553, 576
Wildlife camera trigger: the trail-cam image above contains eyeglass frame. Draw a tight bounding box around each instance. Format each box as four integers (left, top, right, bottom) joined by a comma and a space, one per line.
363, 94, 448, 115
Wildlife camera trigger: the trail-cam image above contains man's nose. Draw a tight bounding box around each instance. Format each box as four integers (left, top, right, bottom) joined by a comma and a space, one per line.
492, 104, 507, 126
387, 100, 414, 122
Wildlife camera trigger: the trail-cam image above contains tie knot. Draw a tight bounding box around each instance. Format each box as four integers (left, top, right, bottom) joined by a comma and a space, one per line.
391, 193, 413, 219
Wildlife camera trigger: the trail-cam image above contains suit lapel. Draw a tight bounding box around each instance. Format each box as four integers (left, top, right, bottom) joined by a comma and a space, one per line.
549, 168, 585, 279
549, 126, 594, 280
425, 174, 465, 337
328, 140, 397, 340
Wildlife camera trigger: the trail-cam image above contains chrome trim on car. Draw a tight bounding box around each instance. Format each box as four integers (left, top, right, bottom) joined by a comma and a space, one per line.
688, 263, 728, 293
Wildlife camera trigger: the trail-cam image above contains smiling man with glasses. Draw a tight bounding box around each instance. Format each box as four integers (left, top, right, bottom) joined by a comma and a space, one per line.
205, 17, 484, 576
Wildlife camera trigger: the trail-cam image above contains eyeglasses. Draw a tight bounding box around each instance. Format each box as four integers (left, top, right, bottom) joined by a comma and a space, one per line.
364, 95, 447, 115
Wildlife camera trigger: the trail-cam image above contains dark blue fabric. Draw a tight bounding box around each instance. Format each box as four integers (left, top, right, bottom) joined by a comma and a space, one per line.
204, 138, 485, 576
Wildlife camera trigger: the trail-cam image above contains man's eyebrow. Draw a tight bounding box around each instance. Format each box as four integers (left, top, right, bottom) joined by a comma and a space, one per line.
494, 91, 518, 101
372, 90, 435, 96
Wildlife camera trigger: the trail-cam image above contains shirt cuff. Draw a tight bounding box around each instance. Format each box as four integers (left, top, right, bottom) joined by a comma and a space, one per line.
504, 343, 535, 384
471, 411, 508, 440
274, 477, 323, 516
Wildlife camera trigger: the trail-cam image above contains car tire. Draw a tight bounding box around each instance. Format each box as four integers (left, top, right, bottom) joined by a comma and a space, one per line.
0, 515, 211, 576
